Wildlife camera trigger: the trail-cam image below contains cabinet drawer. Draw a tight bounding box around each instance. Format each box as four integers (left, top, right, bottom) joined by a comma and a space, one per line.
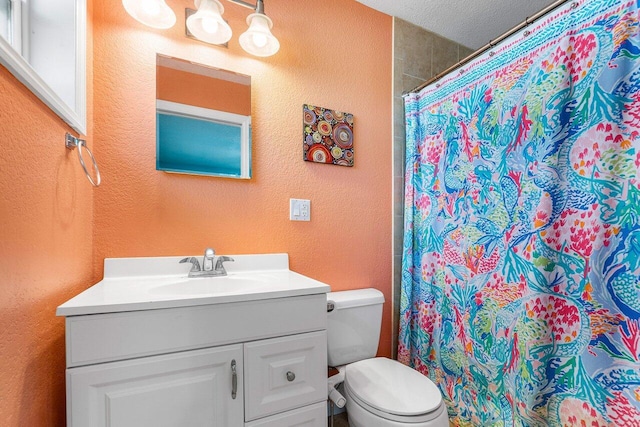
244, 331, 327, 421
65, 294, 327, 367
245, 402, 326, 427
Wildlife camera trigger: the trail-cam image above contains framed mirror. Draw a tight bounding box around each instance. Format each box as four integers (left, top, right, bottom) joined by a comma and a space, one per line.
156, 55, 252, 179
0, 0, 87, 134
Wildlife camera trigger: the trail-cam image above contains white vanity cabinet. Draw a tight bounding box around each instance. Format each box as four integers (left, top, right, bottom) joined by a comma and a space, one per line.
63, 294, 328, 427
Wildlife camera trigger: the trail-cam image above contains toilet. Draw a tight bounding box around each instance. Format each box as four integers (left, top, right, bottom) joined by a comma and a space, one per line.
327, 288, 449, 427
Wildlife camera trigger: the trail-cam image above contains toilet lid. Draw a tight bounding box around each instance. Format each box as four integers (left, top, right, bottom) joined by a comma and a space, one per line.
345, 358, 442, 416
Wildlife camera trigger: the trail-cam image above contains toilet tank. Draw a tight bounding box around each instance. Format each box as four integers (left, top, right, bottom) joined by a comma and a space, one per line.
326, 288, 385, 367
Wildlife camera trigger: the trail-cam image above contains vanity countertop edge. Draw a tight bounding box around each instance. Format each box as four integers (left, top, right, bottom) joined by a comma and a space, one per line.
56, 253, 331, 317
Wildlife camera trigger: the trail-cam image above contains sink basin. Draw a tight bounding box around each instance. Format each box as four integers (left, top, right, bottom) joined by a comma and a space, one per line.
150, 273, 279, 296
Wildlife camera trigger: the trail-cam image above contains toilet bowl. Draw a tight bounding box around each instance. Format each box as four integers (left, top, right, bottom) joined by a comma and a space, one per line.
343, 358, 448, 427
327, 289, 449, 427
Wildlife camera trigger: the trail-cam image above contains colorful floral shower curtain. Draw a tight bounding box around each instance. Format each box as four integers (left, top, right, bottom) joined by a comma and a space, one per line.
399, 0, 640, 425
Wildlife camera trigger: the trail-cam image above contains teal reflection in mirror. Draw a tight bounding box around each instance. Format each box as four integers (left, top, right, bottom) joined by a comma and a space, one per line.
156, 55, 251, 179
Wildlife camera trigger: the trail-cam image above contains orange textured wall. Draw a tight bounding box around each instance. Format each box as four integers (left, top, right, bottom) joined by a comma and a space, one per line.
93, 0, 393, 355
157, 65, 251, 115
0, 4, 94, 425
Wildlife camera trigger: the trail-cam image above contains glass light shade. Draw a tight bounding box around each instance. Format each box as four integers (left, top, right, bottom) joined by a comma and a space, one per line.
122, 0, 176, 29
186, 0, 232, 45
239, 13, 280, 57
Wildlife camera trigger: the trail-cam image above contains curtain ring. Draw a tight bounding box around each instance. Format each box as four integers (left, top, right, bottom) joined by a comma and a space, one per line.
65, 133, 101, 187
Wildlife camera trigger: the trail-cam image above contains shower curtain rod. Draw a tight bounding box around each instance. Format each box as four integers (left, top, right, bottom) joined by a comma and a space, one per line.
403, 0, 572, 96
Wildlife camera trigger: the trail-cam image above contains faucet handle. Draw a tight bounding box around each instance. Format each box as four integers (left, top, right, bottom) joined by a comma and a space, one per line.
179, 257, 201, 272
215, 256, 234, 272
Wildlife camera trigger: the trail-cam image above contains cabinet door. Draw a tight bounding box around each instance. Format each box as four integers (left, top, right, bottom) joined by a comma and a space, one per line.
67, 345, 243, 427
244, 331, 327, 421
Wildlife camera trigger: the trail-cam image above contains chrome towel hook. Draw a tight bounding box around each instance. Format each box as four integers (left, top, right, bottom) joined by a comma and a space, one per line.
65, 133, 101, 187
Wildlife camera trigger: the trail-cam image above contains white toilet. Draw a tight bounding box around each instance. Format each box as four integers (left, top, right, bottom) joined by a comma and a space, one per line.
327, 288, 449, 427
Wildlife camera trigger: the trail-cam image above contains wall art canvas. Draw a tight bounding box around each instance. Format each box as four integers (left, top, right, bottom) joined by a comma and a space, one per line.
303, 104, 354, 166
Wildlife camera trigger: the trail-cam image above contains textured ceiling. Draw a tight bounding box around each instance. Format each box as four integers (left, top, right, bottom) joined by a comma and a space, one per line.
356, 0, 557, 49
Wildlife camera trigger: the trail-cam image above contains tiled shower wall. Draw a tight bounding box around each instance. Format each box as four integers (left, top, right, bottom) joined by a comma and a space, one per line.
392, 19, 474, 356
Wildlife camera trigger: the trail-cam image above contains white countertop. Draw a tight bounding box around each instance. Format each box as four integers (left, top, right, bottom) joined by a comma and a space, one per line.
57, 254, 331, 316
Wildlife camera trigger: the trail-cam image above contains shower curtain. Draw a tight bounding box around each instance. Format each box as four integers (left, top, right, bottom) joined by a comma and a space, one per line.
399, 0, 640, 425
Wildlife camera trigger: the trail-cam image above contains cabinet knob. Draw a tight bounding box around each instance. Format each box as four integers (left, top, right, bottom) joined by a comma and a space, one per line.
286, 371, 296, 382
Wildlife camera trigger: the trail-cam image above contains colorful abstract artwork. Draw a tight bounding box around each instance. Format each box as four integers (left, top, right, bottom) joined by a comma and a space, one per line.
303, 104, 354, 166
399, 0, 640, 425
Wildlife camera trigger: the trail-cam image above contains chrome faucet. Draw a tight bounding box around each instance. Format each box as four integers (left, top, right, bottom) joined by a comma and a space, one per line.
203, 248, 215, 271
179, 248, 234, 278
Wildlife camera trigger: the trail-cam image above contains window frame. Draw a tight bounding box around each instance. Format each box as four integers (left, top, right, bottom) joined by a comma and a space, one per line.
0, 0, 86, 135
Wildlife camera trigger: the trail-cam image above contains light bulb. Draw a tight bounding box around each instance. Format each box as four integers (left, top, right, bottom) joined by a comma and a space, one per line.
239, 13, 280, 57
252, 33, 267, 48
201, 16, 219, 34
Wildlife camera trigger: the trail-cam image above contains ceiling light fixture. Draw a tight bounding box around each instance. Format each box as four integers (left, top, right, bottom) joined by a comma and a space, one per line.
189, 0, 279, 57
123, 0, 279, 57
122, 0, 176, 29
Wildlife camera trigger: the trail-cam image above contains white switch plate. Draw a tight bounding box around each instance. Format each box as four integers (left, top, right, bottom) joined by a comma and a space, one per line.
290, 199, 311, 221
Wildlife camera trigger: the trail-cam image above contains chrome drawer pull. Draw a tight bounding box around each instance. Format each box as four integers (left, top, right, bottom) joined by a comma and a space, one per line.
286, 371, 296, 382
231, 359, 237, 399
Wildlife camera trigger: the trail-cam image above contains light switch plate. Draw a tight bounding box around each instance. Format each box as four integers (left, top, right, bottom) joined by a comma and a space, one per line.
290, 199, 311, 221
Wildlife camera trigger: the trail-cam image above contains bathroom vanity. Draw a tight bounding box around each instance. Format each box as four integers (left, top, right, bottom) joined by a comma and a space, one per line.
57, 254, 330, 427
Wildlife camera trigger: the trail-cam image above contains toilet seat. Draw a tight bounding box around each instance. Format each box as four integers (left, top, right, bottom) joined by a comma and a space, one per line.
345, 357, 444, 423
